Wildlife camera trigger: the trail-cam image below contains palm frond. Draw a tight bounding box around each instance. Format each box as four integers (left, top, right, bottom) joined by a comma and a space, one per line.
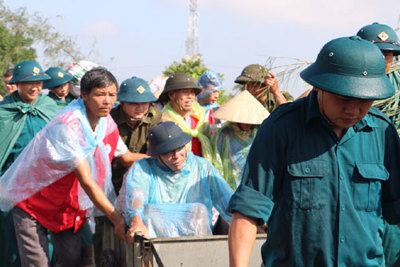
264, 56, 312, 94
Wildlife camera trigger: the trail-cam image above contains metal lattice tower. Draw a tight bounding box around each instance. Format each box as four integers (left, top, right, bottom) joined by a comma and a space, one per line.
185, 0, 199, 58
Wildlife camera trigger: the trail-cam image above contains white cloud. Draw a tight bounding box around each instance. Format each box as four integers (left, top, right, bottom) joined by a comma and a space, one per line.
81, 20, 120, 38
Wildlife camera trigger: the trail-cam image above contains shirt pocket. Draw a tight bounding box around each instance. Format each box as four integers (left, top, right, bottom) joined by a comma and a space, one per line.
353, 163, 389, 212
287, 160, 328, 210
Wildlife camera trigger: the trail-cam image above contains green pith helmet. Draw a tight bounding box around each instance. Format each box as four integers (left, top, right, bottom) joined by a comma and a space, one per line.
234, 64, 269, 84
8, 60, 50, 84
159, 73, 201, 102
357, 22, 400, 56
43, 67, 73, 89
300, 36, 394, 100
117, 76, 157, 103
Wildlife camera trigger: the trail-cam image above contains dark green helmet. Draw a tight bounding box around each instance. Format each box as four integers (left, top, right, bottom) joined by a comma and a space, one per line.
158, 73, 201, 102
43, 67, 73, 89
357, 23, 400, 56
300, 36, 394, 100
8, 60, 50, 84
234, 64, 269, 84
118, 77, 157, 103
147, 121, 192, 157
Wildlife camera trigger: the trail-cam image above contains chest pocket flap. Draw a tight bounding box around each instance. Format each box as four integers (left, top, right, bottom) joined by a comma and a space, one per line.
356, 163, 389, 181
288, 160, 328, 177
354, 163, 389, 211
287, 160, 328, 209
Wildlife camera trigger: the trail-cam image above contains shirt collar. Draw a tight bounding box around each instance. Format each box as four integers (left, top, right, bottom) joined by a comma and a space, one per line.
305, 90, 377, 131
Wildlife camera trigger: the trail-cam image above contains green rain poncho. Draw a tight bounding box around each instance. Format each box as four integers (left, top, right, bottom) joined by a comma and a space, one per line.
0, 92, 58, 172
212, 122, 258, 190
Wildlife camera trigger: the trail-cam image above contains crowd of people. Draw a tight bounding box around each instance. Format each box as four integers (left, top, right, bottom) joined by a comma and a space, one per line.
0, 22, 399, 266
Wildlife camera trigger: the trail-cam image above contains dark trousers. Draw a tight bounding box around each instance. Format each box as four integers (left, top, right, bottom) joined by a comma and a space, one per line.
12, 207, 82, 267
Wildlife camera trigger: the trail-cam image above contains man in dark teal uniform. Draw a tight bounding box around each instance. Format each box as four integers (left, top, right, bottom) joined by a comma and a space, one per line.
0, 60, 58, 267
358, 23, 400, 128
228, 36, 400, 266
110, 76, 161, 194
357, 22, 400, 267
43, 66, 76, 108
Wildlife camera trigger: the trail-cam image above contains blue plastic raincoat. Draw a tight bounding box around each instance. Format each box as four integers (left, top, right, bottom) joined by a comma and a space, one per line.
123, 152, 233, 238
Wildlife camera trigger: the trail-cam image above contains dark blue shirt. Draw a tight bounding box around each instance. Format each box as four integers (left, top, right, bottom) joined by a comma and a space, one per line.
228, 91, 400, 266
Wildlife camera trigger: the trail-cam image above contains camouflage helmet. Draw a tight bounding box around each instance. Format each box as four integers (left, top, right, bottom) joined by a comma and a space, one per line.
234, 64, 269, 84
357, 23, 400, 56
158, 73, 201, 102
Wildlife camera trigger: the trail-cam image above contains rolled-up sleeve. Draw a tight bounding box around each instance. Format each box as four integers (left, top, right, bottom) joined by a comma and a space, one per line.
227, 117, 285, 225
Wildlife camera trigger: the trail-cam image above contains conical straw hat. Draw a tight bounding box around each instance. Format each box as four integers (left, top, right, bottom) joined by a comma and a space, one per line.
213, 90, 270, 124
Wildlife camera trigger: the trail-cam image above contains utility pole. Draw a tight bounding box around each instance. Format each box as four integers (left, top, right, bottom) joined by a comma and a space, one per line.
185, 0, 199, 59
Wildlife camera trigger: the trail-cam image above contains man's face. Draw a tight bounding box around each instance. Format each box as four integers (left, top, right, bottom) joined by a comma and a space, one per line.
244, 81, 268, 105
82, 84, 117, 120
316, 88, 373, 130
51, 83, 70, 99
204, 90, 219, 105
245, 82, 263, 97
382, 51, 394, 74
5, 76, 18, 94
158, 146, 187, 172
121, 102, 150, 121
17, 81, 43, 104
168, 88, 196, 112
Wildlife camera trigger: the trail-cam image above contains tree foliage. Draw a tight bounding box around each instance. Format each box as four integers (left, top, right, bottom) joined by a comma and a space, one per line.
163, 56, 209, 80
0, 0, 83, 96
0, 25, 37, 79
216, 89, 232, 106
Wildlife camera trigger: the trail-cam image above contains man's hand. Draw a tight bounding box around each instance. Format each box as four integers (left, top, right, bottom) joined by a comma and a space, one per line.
110, 209, 127, 242
265, 71, 279, 94
265, 71, 287, 106
127, 215, 150, 244
118, 151, 150, 168
75, 161, 127, 242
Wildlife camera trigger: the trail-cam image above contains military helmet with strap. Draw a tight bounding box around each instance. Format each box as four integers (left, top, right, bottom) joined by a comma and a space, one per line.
357, 22, 400, 56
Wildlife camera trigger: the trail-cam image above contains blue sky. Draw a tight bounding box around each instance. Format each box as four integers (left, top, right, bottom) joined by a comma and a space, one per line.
5, 0, 400, 97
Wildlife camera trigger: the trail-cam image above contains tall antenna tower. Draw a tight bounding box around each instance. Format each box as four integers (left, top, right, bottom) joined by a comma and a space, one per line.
186, 0, 199, 59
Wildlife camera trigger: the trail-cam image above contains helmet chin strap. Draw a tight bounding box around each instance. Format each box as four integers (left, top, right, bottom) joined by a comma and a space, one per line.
157, 155, 174, 171
319, 91, 335, 126
172, 95, 184, 112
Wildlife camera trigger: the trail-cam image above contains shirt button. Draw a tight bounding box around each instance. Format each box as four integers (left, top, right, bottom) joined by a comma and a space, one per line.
340, 236, 345, 243
341, 205, 345, 211
304, 167, 311, 174
339, 176, 343, 181
76, 216, 80, 221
